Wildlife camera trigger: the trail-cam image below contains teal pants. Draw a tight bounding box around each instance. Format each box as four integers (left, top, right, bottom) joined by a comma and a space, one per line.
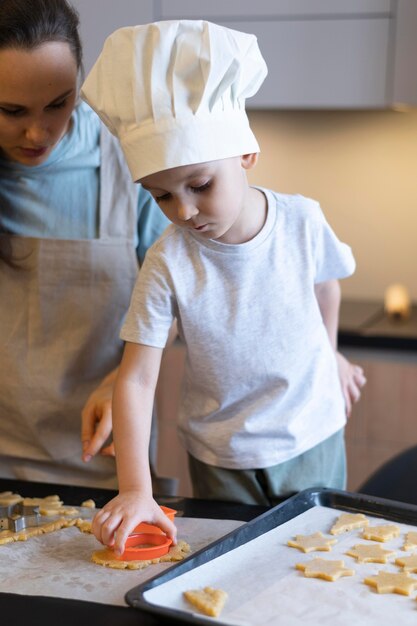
188, 429, 346, 506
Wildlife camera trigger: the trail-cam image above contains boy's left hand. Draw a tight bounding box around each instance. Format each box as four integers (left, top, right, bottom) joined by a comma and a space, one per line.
335, 351, 367, 416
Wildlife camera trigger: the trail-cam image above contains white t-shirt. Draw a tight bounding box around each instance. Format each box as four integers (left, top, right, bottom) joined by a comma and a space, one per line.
121, 189, 356, 469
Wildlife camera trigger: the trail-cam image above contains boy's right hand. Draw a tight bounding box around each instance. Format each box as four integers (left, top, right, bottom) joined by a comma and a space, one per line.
92, 491, 177, 556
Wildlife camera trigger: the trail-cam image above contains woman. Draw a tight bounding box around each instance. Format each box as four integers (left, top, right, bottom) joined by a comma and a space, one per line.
0, 0, 169, 487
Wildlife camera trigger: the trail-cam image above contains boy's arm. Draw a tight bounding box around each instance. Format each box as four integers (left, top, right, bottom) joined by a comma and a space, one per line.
314, 280, 366, 416
91, 341, 177, 554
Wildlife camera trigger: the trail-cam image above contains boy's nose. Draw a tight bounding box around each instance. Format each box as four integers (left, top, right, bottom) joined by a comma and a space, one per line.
177, 202, 198, 222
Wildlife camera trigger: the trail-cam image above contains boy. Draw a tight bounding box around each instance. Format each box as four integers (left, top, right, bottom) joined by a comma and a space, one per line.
81, 20, 366, 554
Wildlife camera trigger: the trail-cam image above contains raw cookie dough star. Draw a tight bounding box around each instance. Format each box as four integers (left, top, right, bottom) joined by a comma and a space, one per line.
403, 531, 417, 551
184, 586, 228, 618
395, 554, 417, 572
330, 513, 369, 535
346, 543, 395, 563
364, 571, 417, 595
362, 525, 400, 542
296, 558, 355, 581
287, 532, 337, 553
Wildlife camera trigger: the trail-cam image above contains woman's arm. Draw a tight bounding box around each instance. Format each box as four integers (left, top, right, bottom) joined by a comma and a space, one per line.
80, 320, 178, 461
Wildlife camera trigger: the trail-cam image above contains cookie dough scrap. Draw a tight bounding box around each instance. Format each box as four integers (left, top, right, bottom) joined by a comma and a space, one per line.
91, 539, 191, 570
23, 495, 79, 517
75, 518, 92, 533
0, 516, 81, 545
296, 558, 355, 581
346, 543, 396, 564
81, 499, 96, 509
395, 554, 417, 573
403, 531, 417, 551
287, 532, 337, 553
0, 491, 23, 506
183, 586, 228, 618
330, 513, 369, 535
362, 524, 400, 543
364, 571, 417, 596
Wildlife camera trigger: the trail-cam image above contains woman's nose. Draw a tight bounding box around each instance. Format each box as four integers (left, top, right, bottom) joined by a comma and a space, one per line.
24, 120, 49, 145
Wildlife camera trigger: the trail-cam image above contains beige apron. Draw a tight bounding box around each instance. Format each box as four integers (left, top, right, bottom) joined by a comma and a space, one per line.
0, 128, 139, 488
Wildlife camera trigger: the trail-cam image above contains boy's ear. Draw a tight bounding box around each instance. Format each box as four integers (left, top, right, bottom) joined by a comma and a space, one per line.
241, 153, 259, 170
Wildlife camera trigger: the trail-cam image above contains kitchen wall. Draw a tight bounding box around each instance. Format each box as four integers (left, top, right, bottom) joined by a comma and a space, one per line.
247, 108, 417, 302
71, 0, 417, 303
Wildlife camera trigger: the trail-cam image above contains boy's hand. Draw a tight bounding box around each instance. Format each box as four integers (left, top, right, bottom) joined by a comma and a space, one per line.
91, 491, 177, 556
335, 351, 367, 416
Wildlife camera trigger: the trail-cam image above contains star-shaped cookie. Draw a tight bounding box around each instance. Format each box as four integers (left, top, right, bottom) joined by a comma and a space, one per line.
287, 532, 337, 553
362, 524, 400, 542
183, 586, 228, 617
403, 531, 417, 551
296, 558, 355, 581
395, 554, 417, 573
346, 543, 395, 563
364, 570, 417, 595
330, 513, 369, 535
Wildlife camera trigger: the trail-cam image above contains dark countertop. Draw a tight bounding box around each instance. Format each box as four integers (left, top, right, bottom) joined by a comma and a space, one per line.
338, 299, 417, 351
0, 477, 269, 626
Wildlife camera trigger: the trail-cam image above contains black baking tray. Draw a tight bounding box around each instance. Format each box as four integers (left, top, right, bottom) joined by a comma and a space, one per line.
125, 488, 417, 624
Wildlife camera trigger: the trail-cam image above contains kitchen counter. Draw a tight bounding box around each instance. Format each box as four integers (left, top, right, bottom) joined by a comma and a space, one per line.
338, 299, 417, 351
0, 478, 269, 626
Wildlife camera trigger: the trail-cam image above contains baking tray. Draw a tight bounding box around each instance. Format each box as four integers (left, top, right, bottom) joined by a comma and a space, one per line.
125, 488, 417, 624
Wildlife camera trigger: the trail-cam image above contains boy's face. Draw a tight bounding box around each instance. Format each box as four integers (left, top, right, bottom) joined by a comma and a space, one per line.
140, 154, 259, 244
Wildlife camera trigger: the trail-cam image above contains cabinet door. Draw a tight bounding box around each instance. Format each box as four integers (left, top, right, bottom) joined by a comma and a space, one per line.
393, 0, 417, 106
157, 3, 391, 109
228, 18, 390, 109
158, 0, 390, 19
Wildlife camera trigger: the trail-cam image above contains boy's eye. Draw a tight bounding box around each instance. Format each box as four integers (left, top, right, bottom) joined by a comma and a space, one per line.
191, 181, 211, 193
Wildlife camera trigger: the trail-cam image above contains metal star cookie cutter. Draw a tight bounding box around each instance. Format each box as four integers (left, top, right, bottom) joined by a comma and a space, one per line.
0, 502, 41, 533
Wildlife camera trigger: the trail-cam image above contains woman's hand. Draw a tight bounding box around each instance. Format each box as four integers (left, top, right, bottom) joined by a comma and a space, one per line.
336, 351, 367, 416
92, 491, 177, 555
81, 371, 117, 462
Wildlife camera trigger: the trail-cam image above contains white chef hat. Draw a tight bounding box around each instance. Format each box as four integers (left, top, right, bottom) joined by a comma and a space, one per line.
81, 20, 267, 181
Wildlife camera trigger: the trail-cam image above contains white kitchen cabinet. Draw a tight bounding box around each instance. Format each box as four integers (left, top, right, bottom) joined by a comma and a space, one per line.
156, 0, 417, 109
70, 0, 154, 73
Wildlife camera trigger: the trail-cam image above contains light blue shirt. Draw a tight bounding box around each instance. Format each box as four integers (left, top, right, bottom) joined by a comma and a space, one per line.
0, 102, 168, 265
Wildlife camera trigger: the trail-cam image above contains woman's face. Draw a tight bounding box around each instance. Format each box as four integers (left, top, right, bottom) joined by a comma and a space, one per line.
0, 41, 78, 166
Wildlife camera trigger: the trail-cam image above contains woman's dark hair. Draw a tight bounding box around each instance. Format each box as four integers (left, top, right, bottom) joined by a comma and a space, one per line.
0, 0, 82, 67
0, 0, 83, 266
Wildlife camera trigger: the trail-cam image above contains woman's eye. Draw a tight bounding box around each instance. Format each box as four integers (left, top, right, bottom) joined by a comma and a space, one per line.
0, 107, 23, 117
191, 181, 211, 193
48, 99, 67, 110
155, 193, 171, 202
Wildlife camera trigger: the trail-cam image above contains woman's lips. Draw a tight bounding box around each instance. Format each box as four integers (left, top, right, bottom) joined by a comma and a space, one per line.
193, 223, 208, 231
19, 146, 48, 158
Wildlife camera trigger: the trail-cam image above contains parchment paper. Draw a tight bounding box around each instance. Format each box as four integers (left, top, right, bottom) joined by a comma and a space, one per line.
0, 514, 243, 606
144, 506, 417, 626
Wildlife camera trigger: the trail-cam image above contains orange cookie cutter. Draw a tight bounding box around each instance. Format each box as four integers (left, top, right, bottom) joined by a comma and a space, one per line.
119, 532, 173, 561
117, 505, 177, 561
132, 505, 177, 535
